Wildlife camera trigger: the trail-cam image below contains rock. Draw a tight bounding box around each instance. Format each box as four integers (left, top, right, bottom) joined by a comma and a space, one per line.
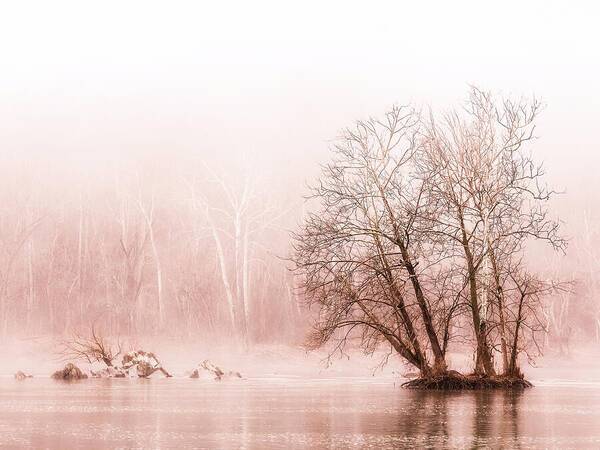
14, 371, 33, 380
190, 360, 242, 381
402, 371, 419, 379
51, 363, 88, 380
121, 350, 172, 378
135, 361, 155, 378
89, 350, 171, 378
201, 360, 225, 380
90, 366, 126, 378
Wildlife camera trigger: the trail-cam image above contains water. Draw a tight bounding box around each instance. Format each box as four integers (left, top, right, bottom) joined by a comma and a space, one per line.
1, 377, 599, 449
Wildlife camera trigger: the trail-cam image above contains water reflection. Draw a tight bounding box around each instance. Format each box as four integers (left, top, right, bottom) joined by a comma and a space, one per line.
392, 389, 524, 448
1, 378, 599, 449
471, 389, 523, 449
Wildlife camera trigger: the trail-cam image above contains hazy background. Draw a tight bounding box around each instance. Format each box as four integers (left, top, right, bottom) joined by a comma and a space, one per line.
0, 1, 598, 367
1, 1, 599, 194
1, 1, 598, 189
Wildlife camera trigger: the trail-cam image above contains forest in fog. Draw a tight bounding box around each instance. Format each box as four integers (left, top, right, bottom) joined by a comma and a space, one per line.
1, 93, 600, 371
0, 151, 302, 343
0, 3, 597, 377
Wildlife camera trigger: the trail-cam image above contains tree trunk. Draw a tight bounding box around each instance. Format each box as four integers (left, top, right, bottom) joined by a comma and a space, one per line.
460, 215, 495, 377
508, 292, 525, 377
26, 238, 34, 332
241, 224, 251, 339
488, 245, 510, 375
139, 196, 164, 330
371, 231, 429, 371
399, 243, 447, 374
208, 212, 237, 329
376, 185, 447, 374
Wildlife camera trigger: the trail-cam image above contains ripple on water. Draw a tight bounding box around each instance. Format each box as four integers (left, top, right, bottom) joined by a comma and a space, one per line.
1, 378, 600, 449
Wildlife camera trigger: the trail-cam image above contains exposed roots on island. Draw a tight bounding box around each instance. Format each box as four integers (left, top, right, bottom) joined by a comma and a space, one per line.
401, 371, 533, 390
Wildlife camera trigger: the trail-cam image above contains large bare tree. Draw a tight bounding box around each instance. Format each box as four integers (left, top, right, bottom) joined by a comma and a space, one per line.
294, 88, 566, 381
416, 87, 566, 376
293, 105, 451, 376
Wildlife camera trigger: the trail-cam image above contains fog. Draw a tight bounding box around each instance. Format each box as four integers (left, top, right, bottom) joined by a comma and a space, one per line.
4, 3, 600, 449
1, 1, 599, 376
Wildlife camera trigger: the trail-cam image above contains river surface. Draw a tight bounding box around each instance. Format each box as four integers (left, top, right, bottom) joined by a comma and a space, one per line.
1, 377, 599, 449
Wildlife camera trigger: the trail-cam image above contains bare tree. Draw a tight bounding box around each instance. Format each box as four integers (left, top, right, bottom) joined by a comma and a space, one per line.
187, 165, 293, 342
417, 87, 565, 376
0, 151, 298, 343
295, 88, 566, 382
59, 325, 123, 367
136, 182, 164, 330
293, 105, 451, 376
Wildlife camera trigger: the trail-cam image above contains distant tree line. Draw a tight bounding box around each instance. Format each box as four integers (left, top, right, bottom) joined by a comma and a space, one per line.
0, 154, 301, 343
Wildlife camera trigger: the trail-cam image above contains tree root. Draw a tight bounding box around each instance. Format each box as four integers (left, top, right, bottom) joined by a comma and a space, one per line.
401, 371, 533, 390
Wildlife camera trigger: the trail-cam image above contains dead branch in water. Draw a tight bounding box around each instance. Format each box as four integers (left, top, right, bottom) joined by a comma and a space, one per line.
59, 326, 123, 367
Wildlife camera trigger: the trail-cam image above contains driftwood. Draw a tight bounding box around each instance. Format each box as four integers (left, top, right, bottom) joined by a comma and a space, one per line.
90, 366, 126, 378
121, 350, 172, 378
57, 325, 173, 379
59, 326, 122, 368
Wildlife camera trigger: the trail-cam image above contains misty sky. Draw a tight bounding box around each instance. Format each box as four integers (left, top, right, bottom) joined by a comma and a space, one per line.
0, 1, 598, 228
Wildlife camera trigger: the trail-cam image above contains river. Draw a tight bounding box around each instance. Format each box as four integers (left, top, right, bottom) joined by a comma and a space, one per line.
1, 377, 599, 449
